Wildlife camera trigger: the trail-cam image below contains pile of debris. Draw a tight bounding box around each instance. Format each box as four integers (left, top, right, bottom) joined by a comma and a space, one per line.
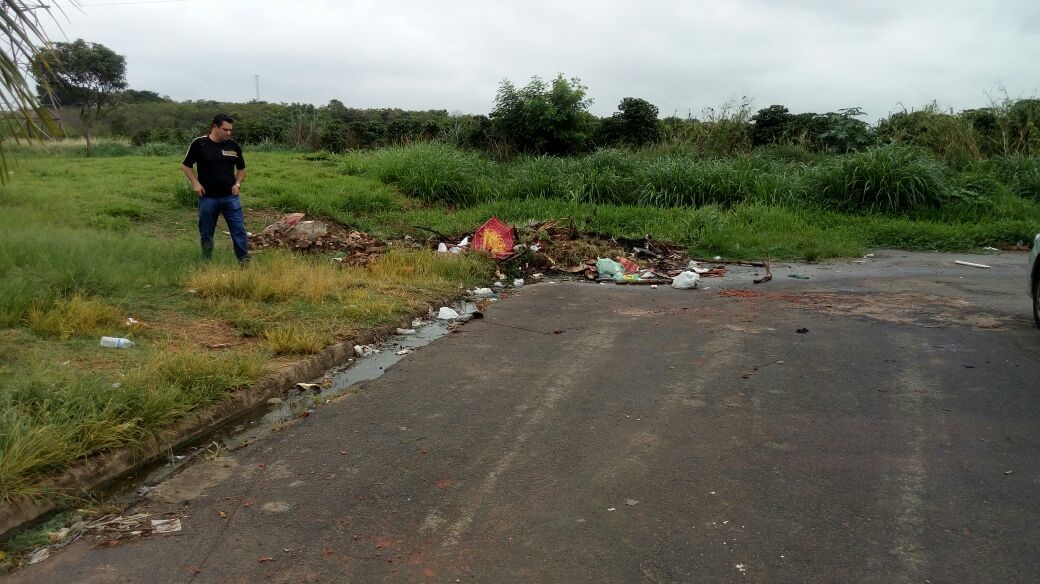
250, 213, 386, 265
429, 215, 738, 289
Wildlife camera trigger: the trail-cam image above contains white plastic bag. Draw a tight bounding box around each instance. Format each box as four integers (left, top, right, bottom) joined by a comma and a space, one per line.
671, 271, 700, 289
437, 307, 460, 320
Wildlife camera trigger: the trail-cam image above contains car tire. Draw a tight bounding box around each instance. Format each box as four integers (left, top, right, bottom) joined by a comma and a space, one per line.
1034, 273, 1040, 329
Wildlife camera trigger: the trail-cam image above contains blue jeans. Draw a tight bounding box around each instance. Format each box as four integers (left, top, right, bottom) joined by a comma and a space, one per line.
198, 195, 249, 262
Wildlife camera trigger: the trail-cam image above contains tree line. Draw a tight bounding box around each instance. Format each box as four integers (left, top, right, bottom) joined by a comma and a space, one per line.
32, 39, 1040, 163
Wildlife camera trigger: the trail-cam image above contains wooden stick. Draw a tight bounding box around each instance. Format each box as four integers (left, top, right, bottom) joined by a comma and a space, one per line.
753, 257, 773, 284
691, 257, 765, 268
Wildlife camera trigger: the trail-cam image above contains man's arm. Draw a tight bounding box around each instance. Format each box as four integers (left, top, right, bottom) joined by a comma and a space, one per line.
232, 168, 246, 196
181, 164, 204, 197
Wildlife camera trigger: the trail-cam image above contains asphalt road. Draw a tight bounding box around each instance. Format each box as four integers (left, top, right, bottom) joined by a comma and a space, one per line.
11, 251, 1040, 583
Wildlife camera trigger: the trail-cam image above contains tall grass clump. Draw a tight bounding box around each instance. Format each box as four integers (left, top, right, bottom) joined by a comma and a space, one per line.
0, 350, 262, 501
807, 146, 957, 214
26, 296, 122, 340
362, 143, 497, 205
987, 153, 1040, 201
262, 325, 328, 355
172, 178, 198, 209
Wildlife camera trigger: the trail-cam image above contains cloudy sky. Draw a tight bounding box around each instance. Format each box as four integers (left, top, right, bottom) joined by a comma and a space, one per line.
43, 0, 1040, 121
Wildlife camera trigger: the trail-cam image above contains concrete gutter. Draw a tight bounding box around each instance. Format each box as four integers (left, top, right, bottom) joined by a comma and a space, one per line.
0, 300, 451, 541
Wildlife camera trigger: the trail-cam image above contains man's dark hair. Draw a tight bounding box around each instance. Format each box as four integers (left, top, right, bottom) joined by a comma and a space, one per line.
211, 113, 234, 127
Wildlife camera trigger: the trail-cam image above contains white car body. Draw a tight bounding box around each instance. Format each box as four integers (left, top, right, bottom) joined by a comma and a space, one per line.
1030, 233, 1040, 328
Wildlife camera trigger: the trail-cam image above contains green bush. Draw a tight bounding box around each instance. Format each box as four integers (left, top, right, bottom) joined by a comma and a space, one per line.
807, 146, 955, 214
490, 75, 593, 156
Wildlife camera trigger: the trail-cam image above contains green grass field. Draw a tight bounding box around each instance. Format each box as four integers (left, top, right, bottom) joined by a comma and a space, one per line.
1, 143, 1039, 508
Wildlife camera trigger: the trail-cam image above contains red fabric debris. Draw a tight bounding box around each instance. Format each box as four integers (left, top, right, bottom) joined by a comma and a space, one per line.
473, 216, 514, 259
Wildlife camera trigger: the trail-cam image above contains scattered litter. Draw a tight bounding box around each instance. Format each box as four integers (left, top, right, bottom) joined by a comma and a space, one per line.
99, 336, 135, 349
411, 318, 429, 328
735, 563, 747, 574
353, 344, 380, 357
625, 499, 640, 506
651, 285, 658, 289
796, 328, 809, 334
512, 278, 525, 287
295, 382, 322, 392
529, 244, 540, 252
954, 260, 991, 269
126, 317, 140, 326
395, 349, 412, 356
607, 507, 616, 512
713, 256, 722, 261
864, 253, 875, 258
471, 287, 494, 297
616, 257, 641, 273
984, 246, 999, 252
47, 528, 70, 544
671, 271, 700, 289
150, 519, 182, 534
787, 274, 810, 280
26, 548, 50, 565
437, 243, 448, 253
436, 307, 460, 320
396, 328, 417, 335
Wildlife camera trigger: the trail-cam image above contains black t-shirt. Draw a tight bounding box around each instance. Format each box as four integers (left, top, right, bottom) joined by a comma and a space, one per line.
182, 136, 245, 196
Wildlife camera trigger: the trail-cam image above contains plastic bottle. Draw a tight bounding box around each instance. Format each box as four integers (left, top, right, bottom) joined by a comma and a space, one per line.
100, 336, 135, 348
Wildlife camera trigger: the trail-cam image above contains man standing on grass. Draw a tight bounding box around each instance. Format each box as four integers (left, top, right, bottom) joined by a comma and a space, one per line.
182, 113, 249, 264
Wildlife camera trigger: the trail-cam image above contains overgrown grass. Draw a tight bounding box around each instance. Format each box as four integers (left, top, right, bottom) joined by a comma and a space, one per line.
0, 348, 263, 502
348, 142, 1022, 218
0, 152, 493, 506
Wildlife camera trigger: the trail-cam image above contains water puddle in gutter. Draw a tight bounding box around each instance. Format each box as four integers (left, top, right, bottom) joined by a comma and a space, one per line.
116, 300, 485, 499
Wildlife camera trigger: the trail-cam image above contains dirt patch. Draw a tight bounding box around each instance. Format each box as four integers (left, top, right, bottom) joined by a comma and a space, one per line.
147, 457, 240, 504
161, 316, 251, 349
717, 289, 1010, 329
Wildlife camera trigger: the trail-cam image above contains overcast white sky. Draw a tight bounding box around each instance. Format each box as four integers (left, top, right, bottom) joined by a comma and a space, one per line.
43, 0, 1040, 121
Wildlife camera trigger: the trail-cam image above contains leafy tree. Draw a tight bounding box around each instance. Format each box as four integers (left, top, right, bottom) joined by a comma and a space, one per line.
597, 97, 662, 148
0, 0, 65, 179
121, 89, 169, 104
750, 105, 792, 146
32, 38, 127, 155
490, 74, 592, 155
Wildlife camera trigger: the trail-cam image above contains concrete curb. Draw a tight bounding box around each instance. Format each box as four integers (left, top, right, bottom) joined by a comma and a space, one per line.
0, 298, 452, 541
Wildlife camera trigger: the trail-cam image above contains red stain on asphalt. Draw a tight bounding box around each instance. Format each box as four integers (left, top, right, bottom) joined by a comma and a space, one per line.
435, 479, 456, 489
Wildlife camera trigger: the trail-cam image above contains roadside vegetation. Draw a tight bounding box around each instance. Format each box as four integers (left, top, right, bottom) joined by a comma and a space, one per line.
3, 65, 1040, 529
0, 151, 493, 505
